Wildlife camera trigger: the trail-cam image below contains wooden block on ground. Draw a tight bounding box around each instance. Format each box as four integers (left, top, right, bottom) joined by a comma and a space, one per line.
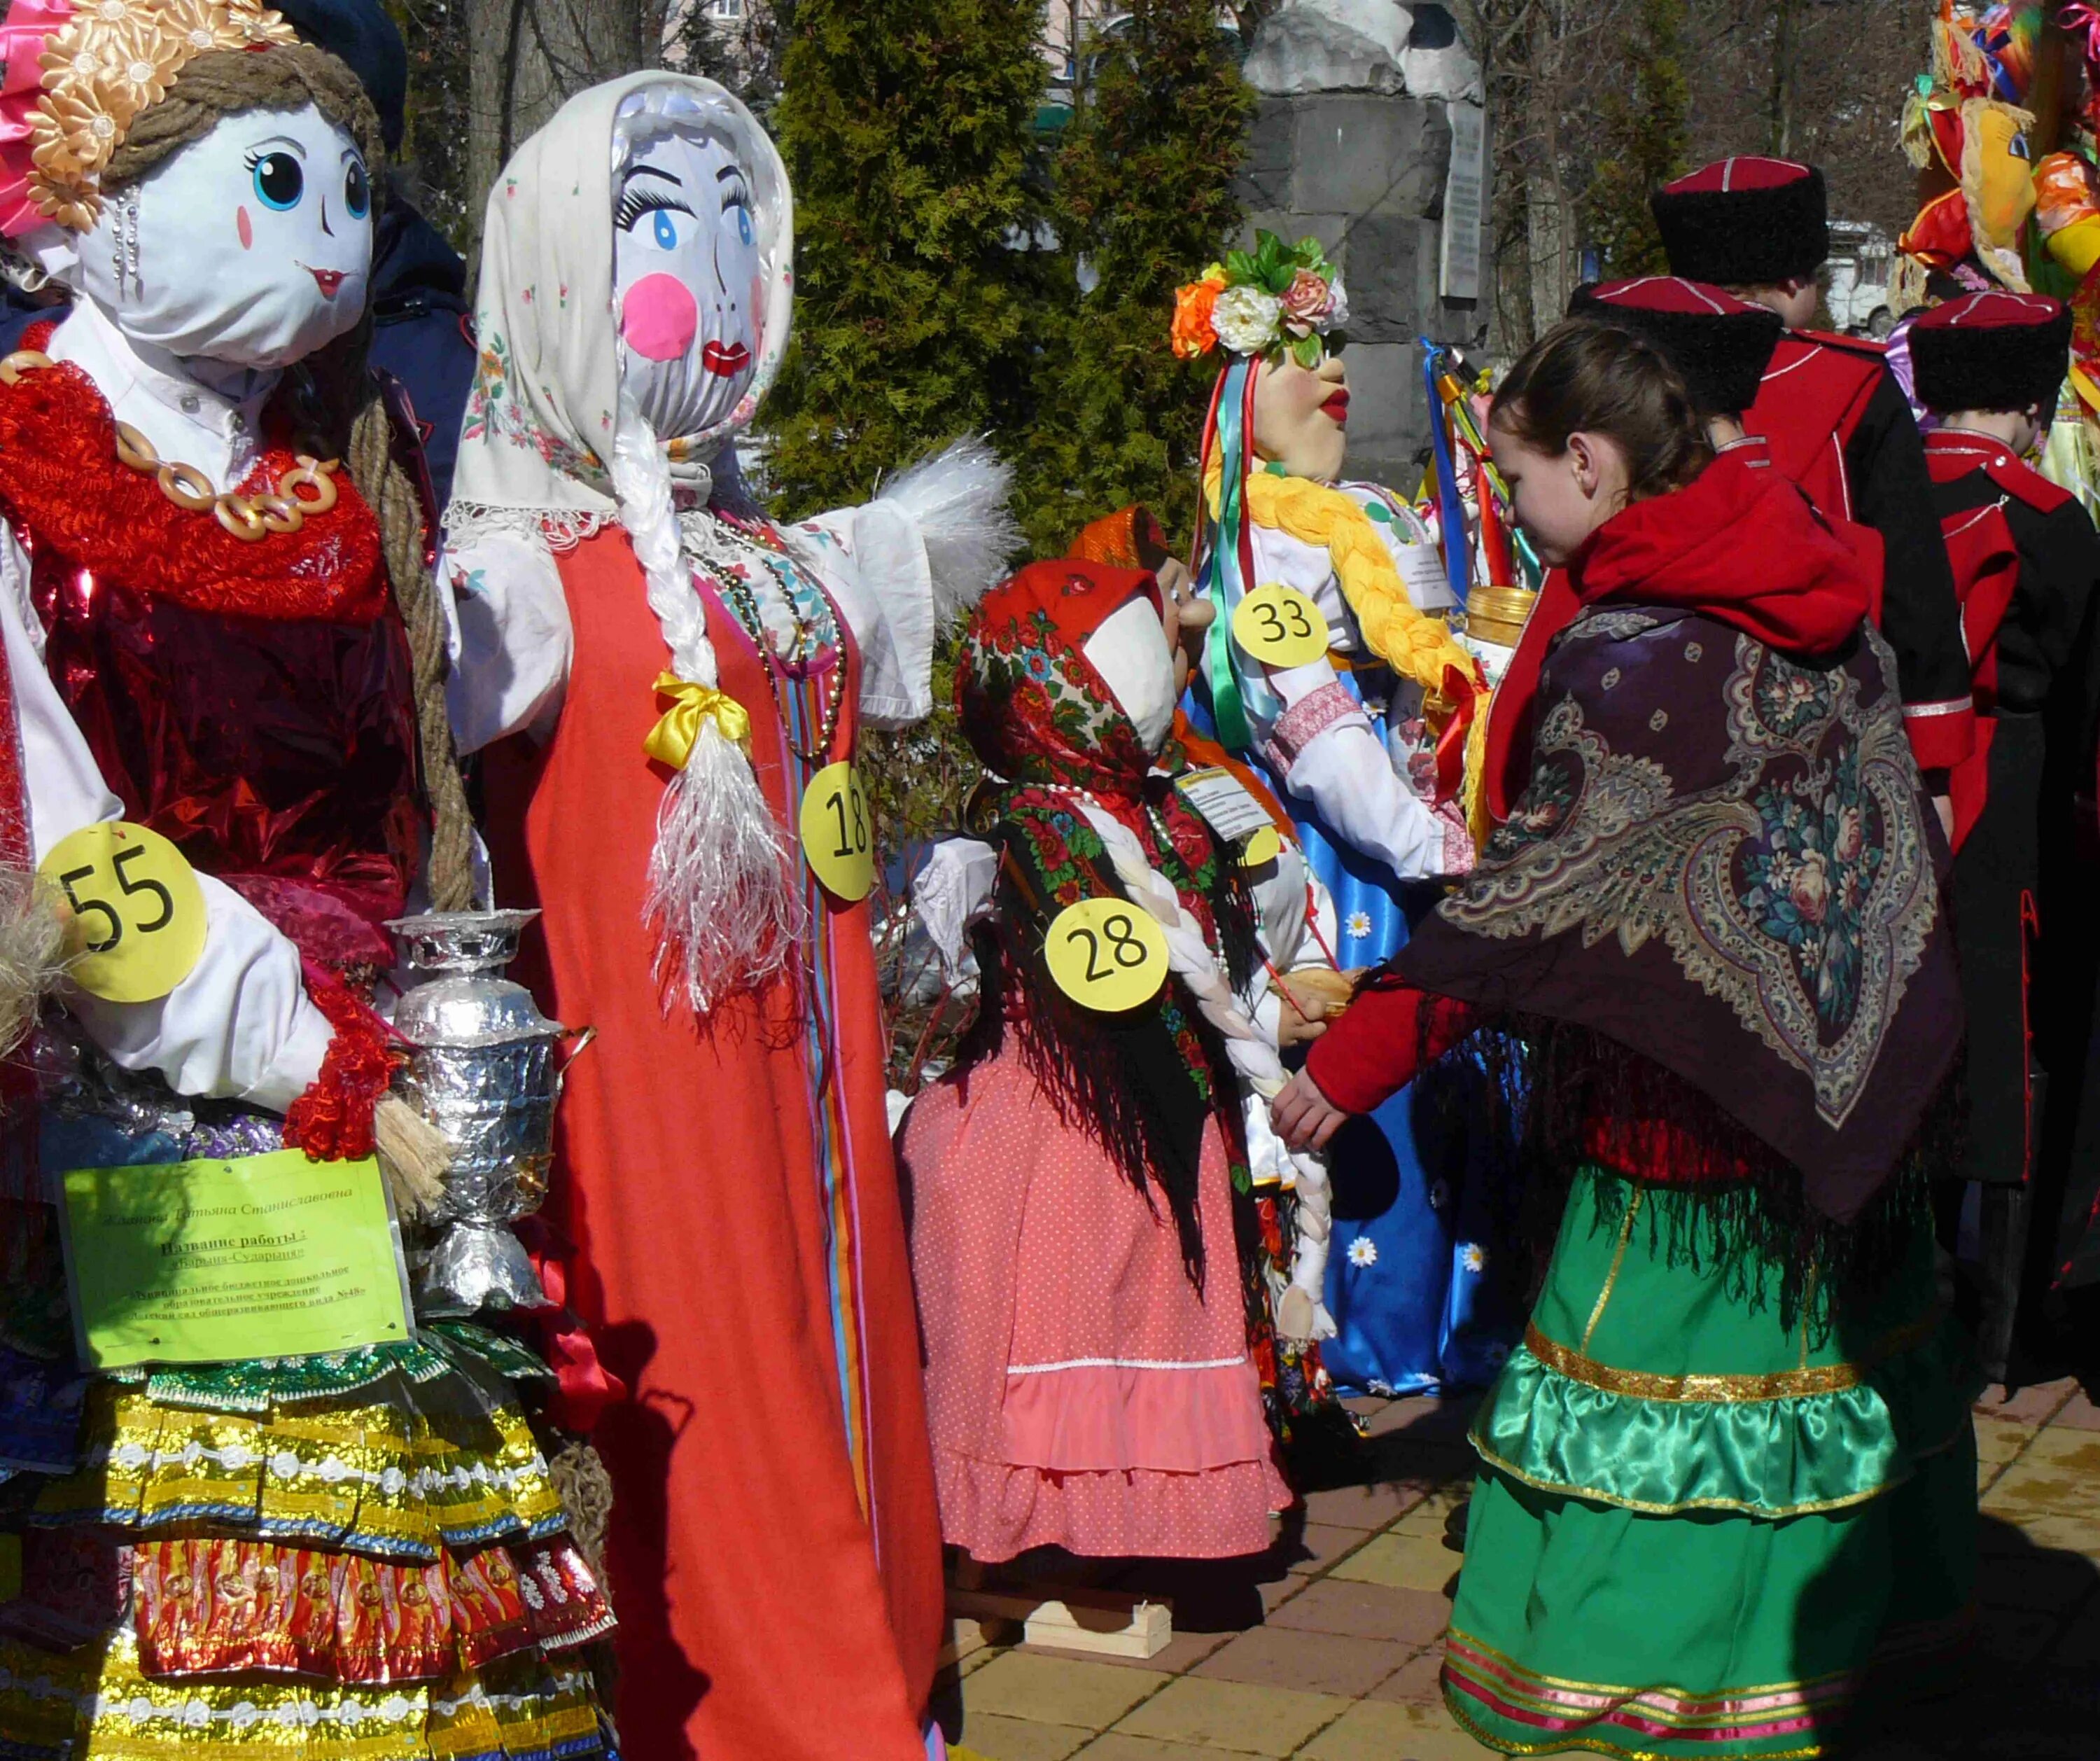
949, 1586, 1173, 1659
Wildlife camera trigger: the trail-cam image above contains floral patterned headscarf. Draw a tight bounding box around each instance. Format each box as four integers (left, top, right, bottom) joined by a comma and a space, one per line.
956, 560, 1163, 801
450, 71, 792, 522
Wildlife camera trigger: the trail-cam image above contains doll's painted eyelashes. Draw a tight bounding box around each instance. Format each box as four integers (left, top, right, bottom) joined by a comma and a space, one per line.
615, 186, 696, 232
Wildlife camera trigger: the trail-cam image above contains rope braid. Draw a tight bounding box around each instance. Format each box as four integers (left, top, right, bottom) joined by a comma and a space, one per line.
348, 391, 477, 909
104, 44, 472, 909
1203, 459, 1478, 695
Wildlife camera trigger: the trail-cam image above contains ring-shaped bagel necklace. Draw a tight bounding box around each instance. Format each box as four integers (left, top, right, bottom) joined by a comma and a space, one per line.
0, 349, 340, 544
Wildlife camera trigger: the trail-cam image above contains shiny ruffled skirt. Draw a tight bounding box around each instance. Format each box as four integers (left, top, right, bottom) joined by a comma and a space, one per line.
0, 1083, 617, 1761
1442, 1167, 1976, 1760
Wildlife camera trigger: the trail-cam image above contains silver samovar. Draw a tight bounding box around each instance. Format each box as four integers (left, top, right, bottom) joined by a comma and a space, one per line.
386, 910, 590, 1316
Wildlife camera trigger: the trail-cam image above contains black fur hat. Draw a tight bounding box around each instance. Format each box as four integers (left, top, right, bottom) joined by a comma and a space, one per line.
1910, 292, 2073, 415
1651, 158, 1828, 287
1567, 277, 1784, 417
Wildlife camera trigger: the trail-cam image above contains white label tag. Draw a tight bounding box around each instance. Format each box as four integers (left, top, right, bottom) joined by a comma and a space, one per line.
1175, 767, 1274, 844
1395, 536, 1458, 611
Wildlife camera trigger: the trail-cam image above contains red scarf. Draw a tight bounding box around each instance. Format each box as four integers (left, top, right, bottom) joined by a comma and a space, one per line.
1483, 447, 1872, 823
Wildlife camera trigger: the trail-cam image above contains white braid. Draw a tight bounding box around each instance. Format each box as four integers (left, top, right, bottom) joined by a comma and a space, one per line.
1073, 801, 1336, 1344
608, 389, 804, 1012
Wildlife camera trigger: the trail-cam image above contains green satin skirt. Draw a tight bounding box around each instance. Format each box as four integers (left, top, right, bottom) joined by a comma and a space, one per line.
1443, 1166, 1977, 1758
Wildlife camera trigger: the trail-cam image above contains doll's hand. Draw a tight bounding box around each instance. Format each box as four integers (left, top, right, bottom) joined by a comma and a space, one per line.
1272, 1066, 1350, 1152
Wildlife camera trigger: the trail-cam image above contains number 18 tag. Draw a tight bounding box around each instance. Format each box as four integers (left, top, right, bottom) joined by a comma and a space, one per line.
39, 821, 206, 1003
1044, 898, 1168, 1012
799, 760, 875, 902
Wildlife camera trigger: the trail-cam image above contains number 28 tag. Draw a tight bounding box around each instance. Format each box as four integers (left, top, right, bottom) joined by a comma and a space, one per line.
1232, 583, 1331, 667
39, 821, 206, 1003
1044, 898, 1168, 1012
799, 760, 874, 902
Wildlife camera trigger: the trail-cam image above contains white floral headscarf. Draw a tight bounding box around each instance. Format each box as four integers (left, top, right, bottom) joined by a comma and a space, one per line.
450, 70, 793, 522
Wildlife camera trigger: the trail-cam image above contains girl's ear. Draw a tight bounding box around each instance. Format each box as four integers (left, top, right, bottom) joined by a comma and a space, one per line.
1567, 431, 1600, 498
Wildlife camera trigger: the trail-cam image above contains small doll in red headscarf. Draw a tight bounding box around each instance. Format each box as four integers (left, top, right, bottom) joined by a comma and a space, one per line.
899, 559, 1296, 1565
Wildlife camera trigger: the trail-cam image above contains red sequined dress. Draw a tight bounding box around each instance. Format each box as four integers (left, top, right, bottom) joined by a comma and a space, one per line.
0, 349, 619, 1761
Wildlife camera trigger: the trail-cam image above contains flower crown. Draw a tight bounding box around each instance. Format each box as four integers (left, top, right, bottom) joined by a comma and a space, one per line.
0, 0, 299, 237
1172, 231, 1349, 368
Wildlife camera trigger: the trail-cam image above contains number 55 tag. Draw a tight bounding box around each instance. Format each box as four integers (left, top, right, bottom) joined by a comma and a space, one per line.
39, 821, 206, 1003
1044, 898, 1168, 1012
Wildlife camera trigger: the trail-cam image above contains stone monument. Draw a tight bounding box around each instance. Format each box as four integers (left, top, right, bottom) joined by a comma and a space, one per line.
1238, 0, 1488, 489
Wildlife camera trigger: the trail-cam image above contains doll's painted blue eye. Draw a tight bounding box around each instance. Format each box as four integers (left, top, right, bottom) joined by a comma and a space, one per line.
652, 210, 679, 250
344, 159, 370, 220
249, 151, 302, 211
733, 203, 752, 246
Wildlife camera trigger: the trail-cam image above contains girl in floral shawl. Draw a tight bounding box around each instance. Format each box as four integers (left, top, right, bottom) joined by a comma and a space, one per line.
899, 559, 1294, 1563
1275, 319, 1976, 1758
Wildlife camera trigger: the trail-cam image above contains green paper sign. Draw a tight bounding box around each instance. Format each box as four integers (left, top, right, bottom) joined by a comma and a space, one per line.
59, 1150, 413, 1370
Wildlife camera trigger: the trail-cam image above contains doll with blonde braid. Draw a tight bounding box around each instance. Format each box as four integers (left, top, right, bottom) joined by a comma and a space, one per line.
1174, 237, 1516, 1400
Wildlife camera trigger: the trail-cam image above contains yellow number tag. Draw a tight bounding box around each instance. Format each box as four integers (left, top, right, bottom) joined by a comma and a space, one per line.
1232, 583, 1330, 667
1044, 897, 1168, 1013
41, 821, 206, 1003
800, 761, 874, 902
1241, 825, 1284, 868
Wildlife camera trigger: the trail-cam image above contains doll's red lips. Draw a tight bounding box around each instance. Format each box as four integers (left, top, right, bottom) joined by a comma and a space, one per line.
303, 265, 346, 296
1320, 390, 1350, 424
703, 341, 751, 377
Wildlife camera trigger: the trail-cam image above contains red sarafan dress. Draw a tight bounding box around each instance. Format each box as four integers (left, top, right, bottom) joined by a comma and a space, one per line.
480, 520, 944, 1761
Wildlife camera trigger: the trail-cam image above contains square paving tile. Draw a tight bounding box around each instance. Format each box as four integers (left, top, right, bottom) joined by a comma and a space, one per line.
1973, 1415, 2034, 1469
1298, 1480, 1432, 1531
1072, 1737, 1250, 1761
1368, 1647, 1447, 1704
1265, 1578, 1450, 1645
961, 1651, 1168, 1730
1298, 1698, 1499, 1760
1975, 1543, 2100, 1614
1329, 1529, 1465, 1596
1111, 1676, 1351, 1755
1279, 1522, 1374, 1577
1991, 1512, 2100, 1562
1363, 1395, 1481, 1442
1973, 1380, 2077, 1425
2048, 1391, 2100, 1431
953, 1711, 1096, 1761
1193, 1625, 1412, 1699
1976, 1605, 2062, 1666
1983, 1460, 2100, 1522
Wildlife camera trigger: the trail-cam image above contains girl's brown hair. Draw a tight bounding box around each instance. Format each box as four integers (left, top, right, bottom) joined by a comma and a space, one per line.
1490, 318, 1714, 503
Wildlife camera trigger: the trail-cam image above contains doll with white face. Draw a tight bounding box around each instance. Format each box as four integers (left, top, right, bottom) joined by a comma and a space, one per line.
0, 7, 608, 1755
442, 72, 1013, 1761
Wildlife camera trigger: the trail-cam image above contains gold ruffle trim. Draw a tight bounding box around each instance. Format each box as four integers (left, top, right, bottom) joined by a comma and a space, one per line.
1521, 1312, 1941, 1405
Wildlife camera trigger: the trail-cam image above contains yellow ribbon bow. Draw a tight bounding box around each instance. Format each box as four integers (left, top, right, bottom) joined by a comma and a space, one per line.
644, 671, 751, 769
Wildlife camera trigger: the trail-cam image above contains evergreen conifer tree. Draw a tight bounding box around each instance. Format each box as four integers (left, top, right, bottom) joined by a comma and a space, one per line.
1580, 0, 1689, 277
764, 0, 1052, 519
1029, 0, 1253, 552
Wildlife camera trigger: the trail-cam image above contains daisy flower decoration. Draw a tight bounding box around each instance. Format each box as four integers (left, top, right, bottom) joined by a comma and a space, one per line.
1171, 230, 1349, 369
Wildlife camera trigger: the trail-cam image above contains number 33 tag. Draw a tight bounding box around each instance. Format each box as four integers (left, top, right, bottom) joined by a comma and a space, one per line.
1045, 898, 1169, 1012
1232, 583, 1331, 667
800, 761, 875, 902
39, 822, 206, 1003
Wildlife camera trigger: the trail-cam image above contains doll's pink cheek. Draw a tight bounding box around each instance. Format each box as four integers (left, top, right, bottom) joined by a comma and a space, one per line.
237, 207, 253, 250
620, 273, 699, 362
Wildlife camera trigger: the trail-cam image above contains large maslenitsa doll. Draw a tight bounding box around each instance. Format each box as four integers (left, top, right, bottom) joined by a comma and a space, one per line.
440, 73, 1013, 1761
0, 2, 615, 1755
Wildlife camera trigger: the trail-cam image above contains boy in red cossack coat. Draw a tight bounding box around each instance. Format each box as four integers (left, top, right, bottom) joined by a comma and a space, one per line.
1912, 289, 2100, 1379
1653, 158, 1976, 813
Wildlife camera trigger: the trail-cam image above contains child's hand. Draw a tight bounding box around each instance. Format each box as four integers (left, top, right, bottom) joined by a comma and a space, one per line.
1271, 1066, 1350, 1152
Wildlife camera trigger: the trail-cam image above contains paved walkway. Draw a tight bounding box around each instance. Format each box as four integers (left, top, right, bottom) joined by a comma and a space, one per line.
935, 1379, 2100, 1760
